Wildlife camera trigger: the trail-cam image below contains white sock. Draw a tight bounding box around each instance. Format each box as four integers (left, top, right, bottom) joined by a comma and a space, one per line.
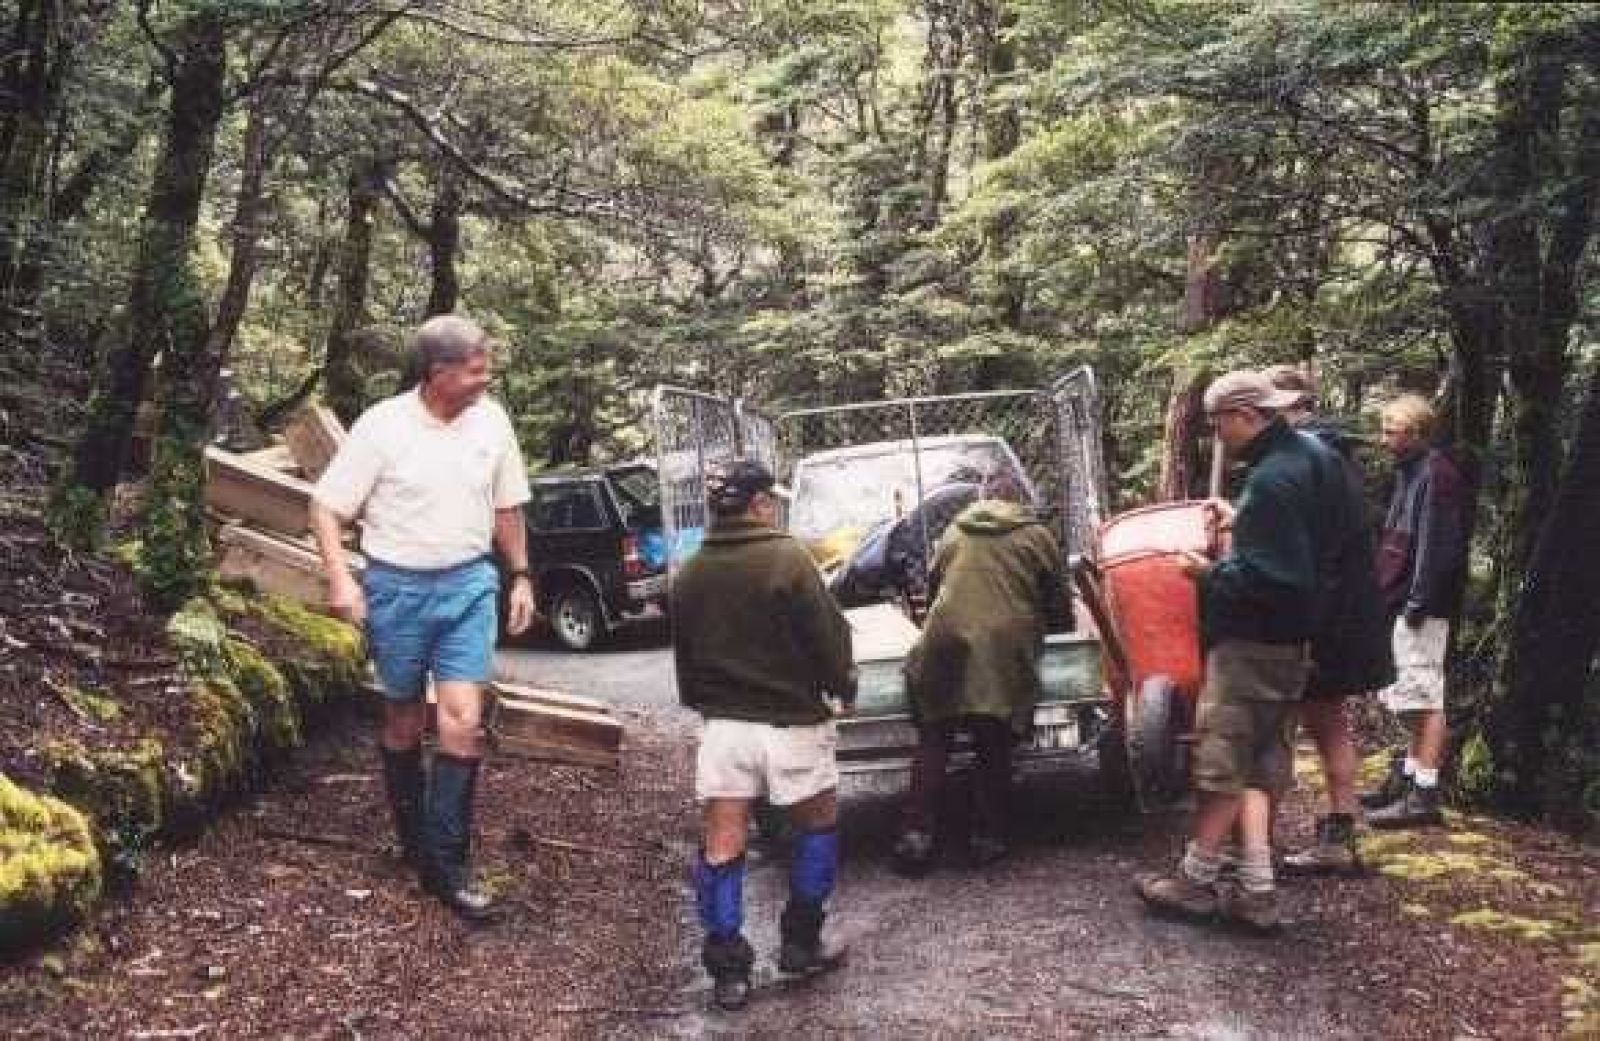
1238, 846, 1275, 894
1413, 767, 1439, 788
1180, 841, 1223, 886
1403, 757, 1419, 778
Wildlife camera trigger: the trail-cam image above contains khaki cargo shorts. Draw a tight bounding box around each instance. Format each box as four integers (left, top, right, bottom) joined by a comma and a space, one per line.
695, 719, 839, 806
1193, 640, 1310, 796
1379, 617, 1448, 714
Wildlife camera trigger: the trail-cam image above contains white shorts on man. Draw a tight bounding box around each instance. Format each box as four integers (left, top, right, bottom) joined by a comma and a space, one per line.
695, 719, 840, 806
1379, 617, 1448, 714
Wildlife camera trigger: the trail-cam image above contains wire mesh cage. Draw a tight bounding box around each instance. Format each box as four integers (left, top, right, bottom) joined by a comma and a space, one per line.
650, 368, 1106, 592
650, 386, 774, 574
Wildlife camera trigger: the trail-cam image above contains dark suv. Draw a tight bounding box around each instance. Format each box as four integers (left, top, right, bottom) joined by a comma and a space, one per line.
522, 463, 668, 651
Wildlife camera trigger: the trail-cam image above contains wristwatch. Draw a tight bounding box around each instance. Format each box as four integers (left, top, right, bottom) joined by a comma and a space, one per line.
508, 568, 531, 583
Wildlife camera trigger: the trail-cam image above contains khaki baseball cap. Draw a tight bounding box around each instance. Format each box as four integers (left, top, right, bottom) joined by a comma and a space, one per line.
1203, 370, 1304, 415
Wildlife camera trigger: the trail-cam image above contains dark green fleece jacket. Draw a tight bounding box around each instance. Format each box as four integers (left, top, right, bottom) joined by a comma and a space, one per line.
1200, 419, 1340, 647
671, 517, 856, 725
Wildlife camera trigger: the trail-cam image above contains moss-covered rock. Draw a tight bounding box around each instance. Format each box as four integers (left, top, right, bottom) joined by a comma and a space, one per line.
176, 678, 255, 812
41, 739, 164, 889
9, 589, 365, 949
166, 597, 228, 673
0, 775, 102, 950
222, 637, 301, 753
250, 594, 365, 701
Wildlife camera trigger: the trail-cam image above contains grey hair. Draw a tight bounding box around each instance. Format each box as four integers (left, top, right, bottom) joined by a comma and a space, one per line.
412, 315, 490, 382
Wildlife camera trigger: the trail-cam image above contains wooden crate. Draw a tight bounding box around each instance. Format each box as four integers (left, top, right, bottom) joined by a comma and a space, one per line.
283, 405, 346, 482
205, 445, 313, 536
215, 523, 357, 608
487, 684, 621, 770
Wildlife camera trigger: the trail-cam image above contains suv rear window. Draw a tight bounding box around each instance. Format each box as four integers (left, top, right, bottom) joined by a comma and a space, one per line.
529, 482, 608, 532
609, 466, 658, 507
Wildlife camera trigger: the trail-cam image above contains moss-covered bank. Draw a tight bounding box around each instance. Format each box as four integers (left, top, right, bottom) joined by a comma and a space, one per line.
1, 585, 366, 953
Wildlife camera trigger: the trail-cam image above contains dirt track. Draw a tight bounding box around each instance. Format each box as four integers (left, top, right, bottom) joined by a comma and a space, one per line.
2, 623, 1581, 1039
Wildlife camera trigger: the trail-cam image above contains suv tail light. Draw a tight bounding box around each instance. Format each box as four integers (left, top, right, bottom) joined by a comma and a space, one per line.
622, 534, 646, 579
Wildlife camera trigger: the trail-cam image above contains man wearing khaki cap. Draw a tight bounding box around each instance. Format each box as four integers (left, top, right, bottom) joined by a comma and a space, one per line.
1136, 369, 1345, 931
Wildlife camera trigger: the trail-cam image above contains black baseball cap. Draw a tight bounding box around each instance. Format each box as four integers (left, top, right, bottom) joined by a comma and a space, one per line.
705, 458, 776, 511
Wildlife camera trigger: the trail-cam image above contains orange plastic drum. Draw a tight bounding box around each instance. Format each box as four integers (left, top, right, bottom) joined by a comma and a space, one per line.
1095, 501, 1212, 698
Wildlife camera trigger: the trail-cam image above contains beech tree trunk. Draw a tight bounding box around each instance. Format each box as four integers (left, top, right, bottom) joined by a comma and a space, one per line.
59, 12, 227, 524
1491, 363, 1600, 834
424, 167, 461, 317
323, 154, 387, 423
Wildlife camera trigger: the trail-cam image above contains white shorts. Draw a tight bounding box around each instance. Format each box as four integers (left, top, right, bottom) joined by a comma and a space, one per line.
694, 719, 839, 806
1379, 617, 1449, 714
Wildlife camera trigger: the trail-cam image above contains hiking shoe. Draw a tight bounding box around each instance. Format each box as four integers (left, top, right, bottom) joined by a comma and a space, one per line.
1359, 754, 1407, 810
1219, 885, 1281, 933
1135, 872, 1218, 920
778, 937, 848, 977
891, 829, 935, 877
712, 973, 751, 1011
703, 934, 754, 1011
1367, 783, 1443, 830
1281, 815, 1361, 877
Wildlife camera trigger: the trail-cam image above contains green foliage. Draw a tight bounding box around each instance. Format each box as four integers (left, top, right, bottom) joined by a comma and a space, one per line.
16, 0, 1598, 827
43, 485, 108, 554
1456, 733, 1497, 804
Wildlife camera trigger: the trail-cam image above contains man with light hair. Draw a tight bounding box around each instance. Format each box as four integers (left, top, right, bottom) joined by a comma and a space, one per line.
1260, 364, 1394, 873
1364, 394, 1469, 829
1137, 369, 1343, 931
311, 314, 536, 921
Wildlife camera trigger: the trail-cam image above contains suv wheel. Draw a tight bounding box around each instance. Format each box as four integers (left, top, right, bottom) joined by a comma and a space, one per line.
550, 585, 604, 652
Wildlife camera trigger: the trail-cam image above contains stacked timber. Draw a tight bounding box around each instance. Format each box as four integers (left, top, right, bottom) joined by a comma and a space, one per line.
205, 404, 354, 609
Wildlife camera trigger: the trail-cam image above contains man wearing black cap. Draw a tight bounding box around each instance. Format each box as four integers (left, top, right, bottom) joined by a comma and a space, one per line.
671, 458, 857, 1011
1136, 369, 1343, 931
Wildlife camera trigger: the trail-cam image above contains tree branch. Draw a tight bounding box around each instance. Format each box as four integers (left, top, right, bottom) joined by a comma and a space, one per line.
380, 176, 429, 237
135, 0, 178, 83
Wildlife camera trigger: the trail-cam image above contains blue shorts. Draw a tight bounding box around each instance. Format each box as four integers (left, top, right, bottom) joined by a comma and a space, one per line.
362, 556, 499, 702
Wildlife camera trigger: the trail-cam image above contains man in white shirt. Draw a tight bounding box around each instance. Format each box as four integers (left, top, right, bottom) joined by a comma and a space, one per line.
311, 314, 535, 921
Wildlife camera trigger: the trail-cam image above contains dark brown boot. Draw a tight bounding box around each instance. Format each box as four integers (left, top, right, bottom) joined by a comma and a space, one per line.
1359, 753, 1407, 810
1282, 814, 1361, 876
1367, 782, 1443, 830
422, 753, 500, 922
1135, 872, 1218, 920
380, 746, 425, 868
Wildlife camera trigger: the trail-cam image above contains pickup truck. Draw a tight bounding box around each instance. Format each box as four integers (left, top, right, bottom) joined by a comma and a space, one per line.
783, 434, 1109, 775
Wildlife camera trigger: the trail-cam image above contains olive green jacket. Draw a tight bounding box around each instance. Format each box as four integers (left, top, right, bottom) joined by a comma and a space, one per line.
904, 501, 1071, 734
671, 517, 856, 725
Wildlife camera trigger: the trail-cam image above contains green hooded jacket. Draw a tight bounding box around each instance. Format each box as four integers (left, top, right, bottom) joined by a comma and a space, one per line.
904, 500, 1072, 734
671, 517, 856, 725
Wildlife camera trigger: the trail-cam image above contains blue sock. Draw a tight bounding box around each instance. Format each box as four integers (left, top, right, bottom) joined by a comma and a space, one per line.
692, 853, 745, 941
789, 828, 839, 908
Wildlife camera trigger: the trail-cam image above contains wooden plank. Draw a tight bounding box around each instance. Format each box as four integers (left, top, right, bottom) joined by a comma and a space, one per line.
283, 405, 346, 482
489, 681, 611, 719
215, 523, 352, 607
205, 445, 313, 535
489, 695, 622, 770
239, 442, 300, 474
